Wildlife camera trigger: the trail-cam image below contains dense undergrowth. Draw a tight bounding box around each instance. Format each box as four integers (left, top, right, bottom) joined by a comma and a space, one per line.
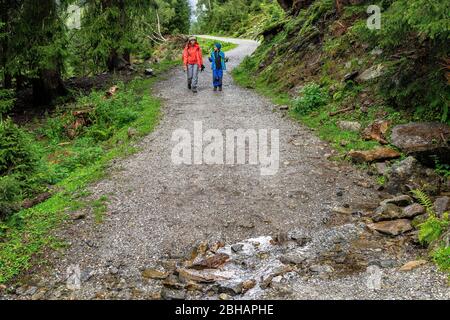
232, 0, 449, 271
0, 61, 176, 284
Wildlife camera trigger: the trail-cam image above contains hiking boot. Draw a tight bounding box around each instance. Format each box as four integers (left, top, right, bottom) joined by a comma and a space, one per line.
219, 86, 223, 92
213, 87, 217, 92
188, 84, 192, 90
192, 88, 198, 93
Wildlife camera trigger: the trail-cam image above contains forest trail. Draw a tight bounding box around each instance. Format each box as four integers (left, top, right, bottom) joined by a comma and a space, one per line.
10, 37, 449, 300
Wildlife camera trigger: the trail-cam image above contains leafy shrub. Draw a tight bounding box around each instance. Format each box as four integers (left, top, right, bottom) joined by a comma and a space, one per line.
434, 157, 450, 178
0, 89, 15, 120
418, 214, 449, 246
432, 246, 450, 272
351, 0, 450, 122
294, 83, 329, 115
411, 189, 449, 246
38, 115, 72, 142
78, 88, 140, 142
59, 145, 104, 173
0, 175, 22, 220
0, 119, 39, 177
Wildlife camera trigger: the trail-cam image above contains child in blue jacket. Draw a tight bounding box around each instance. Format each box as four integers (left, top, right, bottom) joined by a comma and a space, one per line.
208, 43, 227, 91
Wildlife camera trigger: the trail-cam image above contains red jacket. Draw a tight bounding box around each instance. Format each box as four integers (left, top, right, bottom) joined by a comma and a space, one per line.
183, 43, 203, 67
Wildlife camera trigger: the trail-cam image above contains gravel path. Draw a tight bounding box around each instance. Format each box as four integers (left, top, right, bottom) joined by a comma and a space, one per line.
4, 36, 449, 300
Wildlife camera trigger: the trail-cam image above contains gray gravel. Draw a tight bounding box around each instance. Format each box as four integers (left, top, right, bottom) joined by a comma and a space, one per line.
2, 36, 448, 300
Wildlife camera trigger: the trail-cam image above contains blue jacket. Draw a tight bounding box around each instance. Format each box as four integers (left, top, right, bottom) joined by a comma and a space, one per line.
209, 51, 227, 71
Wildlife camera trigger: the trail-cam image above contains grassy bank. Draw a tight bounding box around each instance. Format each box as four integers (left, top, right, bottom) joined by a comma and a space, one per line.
231, 0, 449, 273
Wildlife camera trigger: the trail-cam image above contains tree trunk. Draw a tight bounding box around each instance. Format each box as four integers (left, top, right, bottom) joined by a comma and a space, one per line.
0, 0, 11, 88
32, 69, 67, 105
103, 0, 130, 71
107, 49, 128, 71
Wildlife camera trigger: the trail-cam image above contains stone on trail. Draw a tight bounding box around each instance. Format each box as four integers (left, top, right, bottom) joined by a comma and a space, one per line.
399, 260, 428, 272
219, 293, 230, 300
402, 203, 426, 219
337, 121, 362, 132
161, 288, 186, 300
177, 268, 232, 284
391, 122, 450, 166
71, 211, 87, 220
332, 206, 353, 215
380, 195, 413, 207
367, 219, 413, 236
280, 252, 307, 265
372, 203, 404, 222
309, 264, 334, 274
241, 279, 257, 293
192, 253, 230, 270
372, 202, 425, 221
231, 244, 244, 253
142, 268, 168, 280
348, 147, 401, 163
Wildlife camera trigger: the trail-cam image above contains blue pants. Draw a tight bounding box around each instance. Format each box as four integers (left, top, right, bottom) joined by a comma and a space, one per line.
213, 69, 223, 88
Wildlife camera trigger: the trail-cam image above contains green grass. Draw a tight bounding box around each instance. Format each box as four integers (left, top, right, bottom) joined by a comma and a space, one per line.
298, 113, 380, 153
232, 63, 292, 106
0, 61, 178, 284
433, 246, 450, 273
233, 62, 379, 154
92, 196, 109, 224
197, 37, 238, 54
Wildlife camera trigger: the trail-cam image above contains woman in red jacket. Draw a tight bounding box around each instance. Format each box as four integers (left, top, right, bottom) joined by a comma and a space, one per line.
183, 36, 205, 93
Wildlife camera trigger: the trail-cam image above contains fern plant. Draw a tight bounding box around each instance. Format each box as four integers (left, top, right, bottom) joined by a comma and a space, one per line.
411, 189, 435, 216
412, 189, 450, 245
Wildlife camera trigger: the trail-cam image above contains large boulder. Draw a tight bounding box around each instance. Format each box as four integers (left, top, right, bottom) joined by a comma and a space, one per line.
337, 121, 361, 132
391, 122, 450, 166
385, 156, 444, 195
433, 196, 450, 217
357, 64, 384, 82
367, 219, 413, 236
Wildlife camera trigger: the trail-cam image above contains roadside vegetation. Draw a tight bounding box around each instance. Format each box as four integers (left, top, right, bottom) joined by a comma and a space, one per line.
1, 0, 194, 283
230, 0, 449, 272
